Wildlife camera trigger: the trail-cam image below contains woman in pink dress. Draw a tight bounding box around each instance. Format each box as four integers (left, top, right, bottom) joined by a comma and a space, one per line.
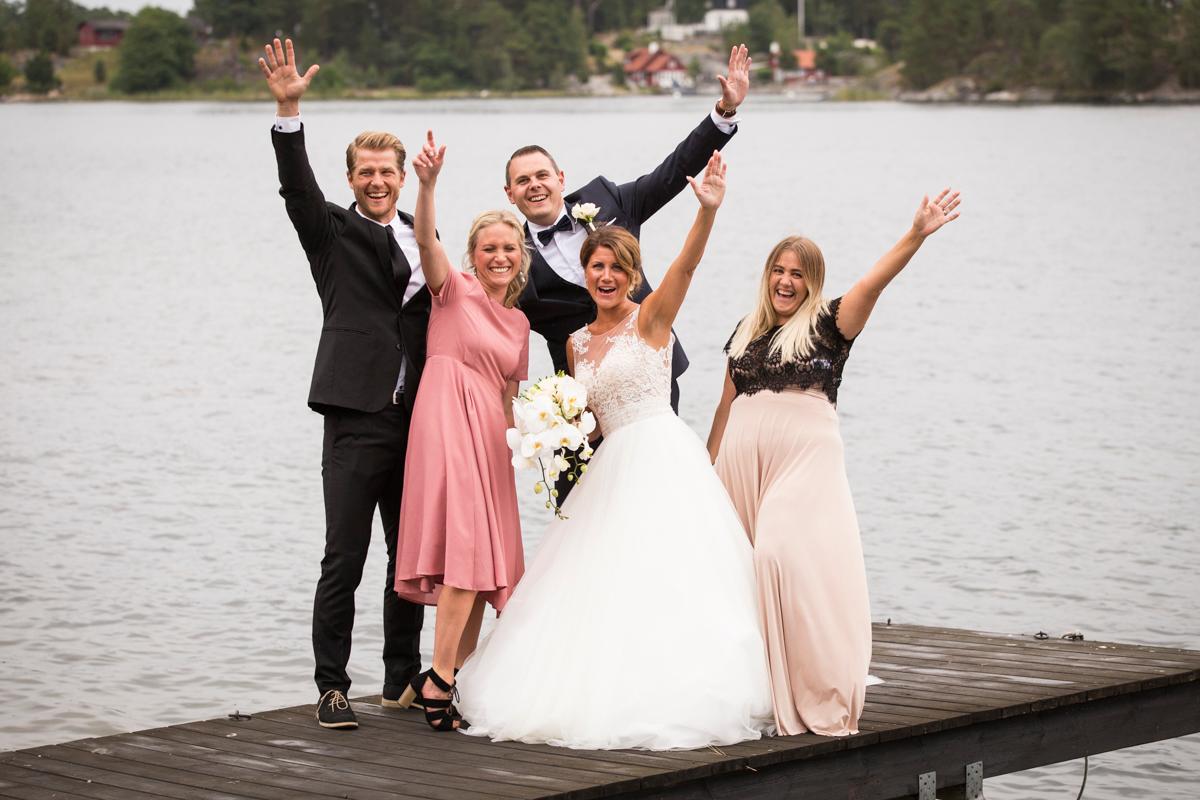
392, 132, 530, 731
707, 189, 961, 737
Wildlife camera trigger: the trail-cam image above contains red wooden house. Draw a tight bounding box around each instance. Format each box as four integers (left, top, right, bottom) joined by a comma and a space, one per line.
78, 20, 130, 48
623, 45, 689, 90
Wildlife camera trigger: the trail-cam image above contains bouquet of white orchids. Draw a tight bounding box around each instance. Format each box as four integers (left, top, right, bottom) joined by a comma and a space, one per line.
506, 373, 597, 518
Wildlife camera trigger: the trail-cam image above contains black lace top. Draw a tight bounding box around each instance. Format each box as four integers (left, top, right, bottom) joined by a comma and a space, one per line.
724, 296, 855, 406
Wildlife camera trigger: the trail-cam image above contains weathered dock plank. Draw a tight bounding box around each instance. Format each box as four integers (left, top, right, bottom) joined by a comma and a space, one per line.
3, 624, 1197, 800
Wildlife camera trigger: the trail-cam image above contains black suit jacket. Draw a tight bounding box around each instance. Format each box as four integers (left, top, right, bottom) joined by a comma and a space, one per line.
272, 126, 431, 415
518, 114, 736, 390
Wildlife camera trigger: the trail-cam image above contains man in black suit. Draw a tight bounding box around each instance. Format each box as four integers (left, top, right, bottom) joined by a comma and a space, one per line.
509, 45, 751, 413
259, 38, 427, 730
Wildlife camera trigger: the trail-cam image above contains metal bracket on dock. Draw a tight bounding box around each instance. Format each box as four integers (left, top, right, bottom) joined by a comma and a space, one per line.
964, 761, 983, 799
916, 762, 983, 800
918, 771, 937, 800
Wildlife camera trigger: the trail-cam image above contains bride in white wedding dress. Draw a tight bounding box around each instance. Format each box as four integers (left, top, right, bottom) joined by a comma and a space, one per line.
455, 152, 773, 750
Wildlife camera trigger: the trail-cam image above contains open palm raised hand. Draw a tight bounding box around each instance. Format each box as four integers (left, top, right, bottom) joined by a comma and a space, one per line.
912, 188, 962, 237
257, 38, 319, 107
717, 44, 751, 110
687, 151, 728, 211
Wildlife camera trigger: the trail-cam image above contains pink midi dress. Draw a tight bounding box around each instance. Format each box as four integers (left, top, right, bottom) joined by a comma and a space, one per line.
395, 269, 529, 610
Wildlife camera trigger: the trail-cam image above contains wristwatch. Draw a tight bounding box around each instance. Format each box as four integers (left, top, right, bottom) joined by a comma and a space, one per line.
715, 101, 737, 118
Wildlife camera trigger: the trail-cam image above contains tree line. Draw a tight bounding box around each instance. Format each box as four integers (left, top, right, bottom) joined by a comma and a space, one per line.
734, 0, 1200, 94
2, 0, 1198, 96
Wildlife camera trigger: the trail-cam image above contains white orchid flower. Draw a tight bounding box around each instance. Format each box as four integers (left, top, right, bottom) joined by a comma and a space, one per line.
521, 432, 549, 460
550, 423, 584, 451
579, 411, 596, 435
521, 396, 556, 433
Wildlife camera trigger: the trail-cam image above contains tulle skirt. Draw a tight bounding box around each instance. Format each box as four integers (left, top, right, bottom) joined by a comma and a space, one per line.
456, 408, 774, 750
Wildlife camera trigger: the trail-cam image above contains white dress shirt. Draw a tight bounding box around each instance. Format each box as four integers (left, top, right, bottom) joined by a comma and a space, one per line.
526, 107, 740, 288
528, 210, 590, 287
275, 113, 425, 393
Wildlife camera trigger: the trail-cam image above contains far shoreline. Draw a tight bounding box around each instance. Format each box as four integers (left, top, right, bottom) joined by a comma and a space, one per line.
4, 79, 1200, 107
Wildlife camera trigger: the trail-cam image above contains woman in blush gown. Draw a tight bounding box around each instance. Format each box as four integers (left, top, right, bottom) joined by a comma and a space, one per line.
455, 152, 773, 751
707, 189, 962, 736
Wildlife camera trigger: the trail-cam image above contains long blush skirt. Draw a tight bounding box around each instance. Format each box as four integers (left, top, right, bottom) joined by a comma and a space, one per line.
715, 389, 872, 736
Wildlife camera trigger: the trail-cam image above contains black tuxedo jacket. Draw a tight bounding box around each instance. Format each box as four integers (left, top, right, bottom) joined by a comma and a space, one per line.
272, 126, 431, 415
518, 114, 736, 388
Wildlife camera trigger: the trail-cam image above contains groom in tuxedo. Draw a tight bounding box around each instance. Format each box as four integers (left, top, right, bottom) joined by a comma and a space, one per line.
259, 38, 427, 730
509, 45, 751, 413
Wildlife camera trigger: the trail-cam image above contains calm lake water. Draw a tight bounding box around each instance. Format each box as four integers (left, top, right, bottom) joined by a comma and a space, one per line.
1, 97, 1198, 797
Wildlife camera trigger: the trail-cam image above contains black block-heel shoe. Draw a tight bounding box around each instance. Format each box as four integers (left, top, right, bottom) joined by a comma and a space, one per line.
397, 669, 467, 731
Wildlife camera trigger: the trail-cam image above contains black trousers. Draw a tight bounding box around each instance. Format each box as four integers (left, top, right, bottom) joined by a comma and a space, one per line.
313, 403, 424, 696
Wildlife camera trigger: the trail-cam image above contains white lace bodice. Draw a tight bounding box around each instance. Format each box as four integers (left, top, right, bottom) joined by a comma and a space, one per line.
571, 307, 673, 435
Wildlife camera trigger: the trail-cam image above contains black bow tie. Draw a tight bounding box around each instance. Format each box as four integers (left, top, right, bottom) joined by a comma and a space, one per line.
536, 215, 574, 246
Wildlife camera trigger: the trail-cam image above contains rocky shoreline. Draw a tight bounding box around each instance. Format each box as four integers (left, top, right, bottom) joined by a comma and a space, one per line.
893, 75, 1200, 105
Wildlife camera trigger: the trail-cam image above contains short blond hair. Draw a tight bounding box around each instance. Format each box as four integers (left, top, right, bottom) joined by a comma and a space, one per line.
345, 131, 406, 173
579, 227, 644, 297
463, 210, 531, 309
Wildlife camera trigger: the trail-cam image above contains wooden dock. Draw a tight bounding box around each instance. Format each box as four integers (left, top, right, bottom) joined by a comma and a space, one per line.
3, 624, 1198, 800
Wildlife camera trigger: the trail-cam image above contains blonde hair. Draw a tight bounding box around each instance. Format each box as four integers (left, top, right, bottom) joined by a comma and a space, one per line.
579, 226, 644, 298
345, 131, 407, 173
463, 210, 531, 308
728, 236, 829, 363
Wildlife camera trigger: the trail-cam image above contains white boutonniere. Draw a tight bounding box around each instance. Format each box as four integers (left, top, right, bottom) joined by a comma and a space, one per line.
571, 202, 601, 232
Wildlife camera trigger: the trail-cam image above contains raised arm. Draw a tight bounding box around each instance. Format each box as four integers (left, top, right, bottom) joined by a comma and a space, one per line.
614, 45, 749, 224
261, 38, 336, 256
837, 189, 962, 339
638, 151, 727, 348
706, 366, 737, 463
412, 130, 453, 296
258, 37, 319, 118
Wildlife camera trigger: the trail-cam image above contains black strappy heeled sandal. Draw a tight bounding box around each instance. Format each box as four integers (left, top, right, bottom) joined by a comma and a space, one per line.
398, 669, 466, 731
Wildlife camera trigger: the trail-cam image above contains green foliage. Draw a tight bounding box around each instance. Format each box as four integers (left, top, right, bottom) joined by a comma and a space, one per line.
899, 0, 956, 88
93, 57, 106, 84
192, 0, 299, 40
876, 18, 902, 60
0, 52, 16, 92
276, 0, 587, 93
22, 0, 81, 54
1, 0, 1190, 98
0, 0, 20, 52
112, 7, 196, 93
1180, 0, 1200, 88
817, 31, 862, 75
979, 0, 1041, 86
610, 59, 627, 88
895, 0, 1177, 93
24, 50, 59, 93
675, 0, 707, 25
746, 0, 796, 54
1047, 0, 1169, 93
590, 0, 659, 33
